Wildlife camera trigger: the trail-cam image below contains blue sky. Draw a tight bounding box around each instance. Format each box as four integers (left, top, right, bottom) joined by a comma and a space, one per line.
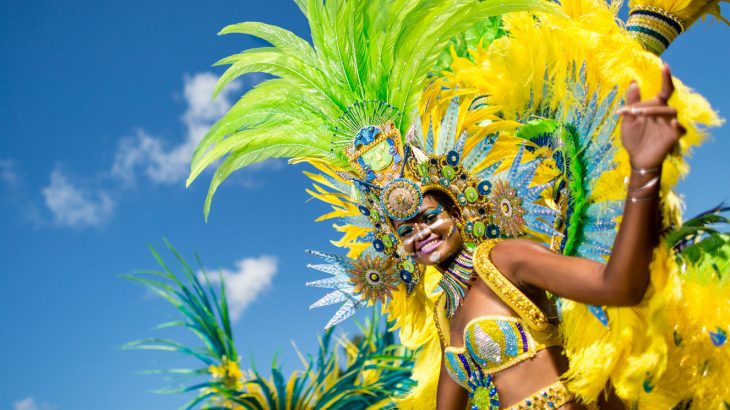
0, 1, 728, 409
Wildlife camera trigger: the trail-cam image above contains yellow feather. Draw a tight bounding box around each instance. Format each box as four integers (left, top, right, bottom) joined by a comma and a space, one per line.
400, 0, 723, 406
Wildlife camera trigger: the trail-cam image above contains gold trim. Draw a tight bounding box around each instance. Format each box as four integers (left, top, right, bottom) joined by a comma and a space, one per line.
630, 5, 686, 32
507, 380, 574, 410
473, 239, 550, 330
433, 293, 449, 349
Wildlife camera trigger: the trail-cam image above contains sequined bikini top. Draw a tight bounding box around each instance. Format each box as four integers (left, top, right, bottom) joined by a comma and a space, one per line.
443, 315, 554, 379
434, 240, 561, 397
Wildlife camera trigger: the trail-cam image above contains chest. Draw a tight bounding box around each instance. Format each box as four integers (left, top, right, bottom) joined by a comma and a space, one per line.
448, 279, 520, 347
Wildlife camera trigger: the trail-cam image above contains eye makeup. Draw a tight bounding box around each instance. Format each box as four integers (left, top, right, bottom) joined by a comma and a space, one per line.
422, 204, 444, 222
397, 204, 444, 237
397, 225, 413, 237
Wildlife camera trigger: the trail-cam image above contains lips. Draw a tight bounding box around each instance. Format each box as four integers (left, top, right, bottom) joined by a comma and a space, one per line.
417, 236, 443, 254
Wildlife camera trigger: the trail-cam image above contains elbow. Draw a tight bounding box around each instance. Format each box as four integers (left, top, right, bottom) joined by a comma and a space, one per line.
620, 284, 648, 306
609, 280, 649, 306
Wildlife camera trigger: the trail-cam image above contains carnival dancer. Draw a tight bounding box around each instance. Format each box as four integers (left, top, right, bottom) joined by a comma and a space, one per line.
188, 0, 727, 408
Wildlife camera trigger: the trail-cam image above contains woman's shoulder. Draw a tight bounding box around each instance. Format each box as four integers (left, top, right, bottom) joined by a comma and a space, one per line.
475, 238, 550, 279
473, 239, 552, 331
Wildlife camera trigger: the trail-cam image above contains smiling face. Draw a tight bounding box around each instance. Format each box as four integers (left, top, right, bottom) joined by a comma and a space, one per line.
393, 192, 463, 266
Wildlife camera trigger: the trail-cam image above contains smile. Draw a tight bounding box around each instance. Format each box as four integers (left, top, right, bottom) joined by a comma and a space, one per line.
418, 237, 443, 254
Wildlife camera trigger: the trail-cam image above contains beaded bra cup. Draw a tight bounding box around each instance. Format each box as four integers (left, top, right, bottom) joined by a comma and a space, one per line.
443, 315, 556, 388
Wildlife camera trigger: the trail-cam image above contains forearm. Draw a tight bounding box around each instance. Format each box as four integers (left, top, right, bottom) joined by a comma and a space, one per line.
600, 167, 662, 304
501, 167, 662, 306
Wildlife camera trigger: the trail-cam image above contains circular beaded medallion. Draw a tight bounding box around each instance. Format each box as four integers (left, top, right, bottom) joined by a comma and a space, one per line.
380, 178, 423, 221
348, 255, 399, 304
489, 180, 526, 237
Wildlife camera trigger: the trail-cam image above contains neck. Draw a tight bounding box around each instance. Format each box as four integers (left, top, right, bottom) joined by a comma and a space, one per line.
438, 248, 475, 318
436, 247, 463, 273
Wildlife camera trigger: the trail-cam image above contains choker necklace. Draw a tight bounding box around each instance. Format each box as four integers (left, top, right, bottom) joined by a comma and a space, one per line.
439, 249, 475, 318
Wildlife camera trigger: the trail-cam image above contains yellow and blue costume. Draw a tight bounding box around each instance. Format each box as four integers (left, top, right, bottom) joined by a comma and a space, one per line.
187, 0, 729, 407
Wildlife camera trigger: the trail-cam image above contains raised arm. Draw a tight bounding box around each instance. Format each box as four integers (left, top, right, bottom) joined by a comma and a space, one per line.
493, 64, 685, 306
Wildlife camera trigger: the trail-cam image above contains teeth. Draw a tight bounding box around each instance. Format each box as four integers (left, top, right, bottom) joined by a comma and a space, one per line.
420, 239, 442, 253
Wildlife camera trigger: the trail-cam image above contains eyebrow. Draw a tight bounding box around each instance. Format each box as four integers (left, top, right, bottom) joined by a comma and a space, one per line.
423, 204, 443, 215
397, 204, 442, 227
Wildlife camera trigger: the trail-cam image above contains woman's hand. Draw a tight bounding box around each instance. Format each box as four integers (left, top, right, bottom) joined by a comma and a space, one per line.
616, 63, 686, 169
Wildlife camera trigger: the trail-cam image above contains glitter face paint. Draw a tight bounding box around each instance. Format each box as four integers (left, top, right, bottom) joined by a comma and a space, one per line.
429, 250, 442, 264
446, 221, 457, 238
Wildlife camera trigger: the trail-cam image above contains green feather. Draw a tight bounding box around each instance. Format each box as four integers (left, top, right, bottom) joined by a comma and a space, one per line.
212, 48, 342, 107
191, 124, 327, 186
190, 0, 563, 218
218, 21, 318, 67
189, 79, 331, 174
201, 129, 345, 220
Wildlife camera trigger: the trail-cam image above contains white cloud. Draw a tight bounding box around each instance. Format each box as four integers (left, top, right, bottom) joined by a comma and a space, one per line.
0, 159, 19, 187
13, 397, 55, 410
42, 168, 114, 228
111, 72, 249, 186
203, 255, 278, 322
33, 72, 272, 229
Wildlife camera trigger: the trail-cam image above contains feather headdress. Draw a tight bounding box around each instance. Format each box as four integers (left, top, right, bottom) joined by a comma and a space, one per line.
187, 0, 557, 219
421, 0, 726, 408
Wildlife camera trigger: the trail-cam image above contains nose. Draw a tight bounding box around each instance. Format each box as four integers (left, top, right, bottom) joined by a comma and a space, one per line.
413, 223, 432, 241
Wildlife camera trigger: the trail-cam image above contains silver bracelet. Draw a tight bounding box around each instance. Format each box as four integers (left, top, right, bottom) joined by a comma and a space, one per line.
631, 165, 661, 175
628, 193, 659, 203
627, 176, 660, 192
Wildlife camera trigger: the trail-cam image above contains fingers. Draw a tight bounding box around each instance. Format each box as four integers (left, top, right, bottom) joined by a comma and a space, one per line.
615, 106, 678, 116
671, 118, 687, 136
670, 140, 682, 156
657, 63, 675, 103
621, 64, 675, 110
625, 80, 641, 105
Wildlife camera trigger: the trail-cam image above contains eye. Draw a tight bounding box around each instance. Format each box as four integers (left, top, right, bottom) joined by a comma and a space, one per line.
397, 226, 413, 237
423, 205, 443, 224
424, 213, 439, 223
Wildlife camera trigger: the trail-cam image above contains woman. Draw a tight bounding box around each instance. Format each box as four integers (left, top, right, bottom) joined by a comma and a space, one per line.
188, 0, 725, 408
386, 67, 684, 409
386, 65, 682, 409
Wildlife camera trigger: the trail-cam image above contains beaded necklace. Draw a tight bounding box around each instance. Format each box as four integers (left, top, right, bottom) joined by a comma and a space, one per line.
439, 249, 475, 318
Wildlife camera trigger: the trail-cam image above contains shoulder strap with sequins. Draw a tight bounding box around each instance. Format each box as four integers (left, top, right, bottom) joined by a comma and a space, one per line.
473, 239, 550, 331
433, 293, 451, 349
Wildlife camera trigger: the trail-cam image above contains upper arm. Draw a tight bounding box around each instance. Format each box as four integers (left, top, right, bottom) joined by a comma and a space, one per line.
437, 356, 469, 410
491, 239, 646, 306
